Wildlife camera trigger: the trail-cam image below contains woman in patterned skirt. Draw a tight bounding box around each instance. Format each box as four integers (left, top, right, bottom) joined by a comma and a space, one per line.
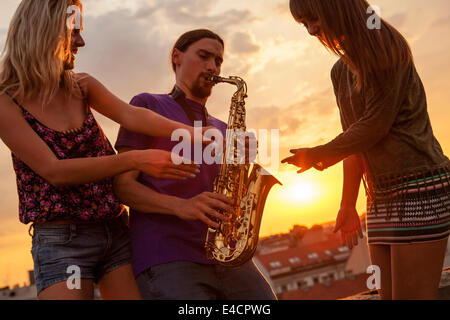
283, 0, 449, 299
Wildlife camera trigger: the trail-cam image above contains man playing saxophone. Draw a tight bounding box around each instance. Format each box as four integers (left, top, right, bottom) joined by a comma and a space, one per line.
113, 29, 276, 300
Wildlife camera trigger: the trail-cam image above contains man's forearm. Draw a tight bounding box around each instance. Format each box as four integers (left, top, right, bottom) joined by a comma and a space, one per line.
114, 175, 182, 215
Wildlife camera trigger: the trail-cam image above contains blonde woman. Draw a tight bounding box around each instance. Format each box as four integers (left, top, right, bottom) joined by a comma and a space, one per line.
0, 0, 201, 299
282, 0, 450, 299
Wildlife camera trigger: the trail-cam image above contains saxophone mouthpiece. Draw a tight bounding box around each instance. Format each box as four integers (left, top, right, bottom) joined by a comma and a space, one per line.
207, 75, 221, 84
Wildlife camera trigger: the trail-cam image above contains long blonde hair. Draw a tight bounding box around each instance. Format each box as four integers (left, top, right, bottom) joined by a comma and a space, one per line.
0, 0, 82, 105
290, 0, 413, 91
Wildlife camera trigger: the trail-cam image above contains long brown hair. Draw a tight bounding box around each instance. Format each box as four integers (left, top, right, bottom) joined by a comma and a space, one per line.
290, 0, 413, 91
0, 0, 82, 105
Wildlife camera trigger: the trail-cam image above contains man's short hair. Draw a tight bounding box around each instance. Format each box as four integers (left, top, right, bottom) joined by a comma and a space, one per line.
171, 29, 224, 73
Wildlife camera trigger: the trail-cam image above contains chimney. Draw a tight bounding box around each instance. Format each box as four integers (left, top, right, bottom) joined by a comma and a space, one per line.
28, 270, 35, 286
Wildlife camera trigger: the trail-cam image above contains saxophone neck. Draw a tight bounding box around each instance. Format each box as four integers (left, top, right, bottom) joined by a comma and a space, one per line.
209, 75, 247, 96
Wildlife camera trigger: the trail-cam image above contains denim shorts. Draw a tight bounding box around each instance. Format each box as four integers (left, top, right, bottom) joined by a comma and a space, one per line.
136, 260, 277, 300
30, 216, 132, 295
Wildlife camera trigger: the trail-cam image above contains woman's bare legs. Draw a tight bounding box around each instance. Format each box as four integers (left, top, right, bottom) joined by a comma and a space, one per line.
38, 264, 142, 300
98, 264, 142, 300
391, 237, 448, 300
368, 244, 392, 300
38, 279, 94, 300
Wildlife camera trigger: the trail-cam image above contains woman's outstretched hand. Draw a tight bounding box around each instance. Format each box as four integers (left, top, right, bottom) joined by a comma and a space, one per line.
281, 148, 315, 174
333, 206, 364, 249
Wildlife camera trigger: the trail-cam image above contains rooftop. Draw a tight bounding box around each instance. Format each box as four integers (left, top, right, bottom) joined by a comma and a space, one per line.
281, 273, 368, 300
256, 228, 351, 277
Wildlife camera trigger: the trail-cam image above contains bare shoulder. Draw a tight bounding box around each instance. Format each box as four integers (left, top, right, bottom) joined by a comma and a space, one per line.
0, 93, 22, 121
0, 92, 28, 140
73, 73, 106, 96
74, 72, 92, 82
74, 72, 93, 93
0, 92, 10, 105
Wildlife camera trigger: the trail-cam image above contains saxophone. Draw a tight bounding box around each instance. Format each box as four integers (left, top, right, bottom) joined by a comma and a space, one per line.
205, 75, 282, 268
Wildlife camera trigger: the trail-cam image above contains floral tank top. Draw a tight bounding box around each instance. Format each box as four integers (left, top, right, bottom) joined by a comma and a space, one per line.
8, 92, 126, 224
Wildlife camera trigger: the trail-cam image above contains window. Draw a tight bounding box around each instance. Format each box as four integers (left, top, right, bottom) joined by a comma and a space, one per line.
269, 261, 281, 268
338, 246, 349, 252
346, 270, 355, 280
308, 253, 319, 259
297, 280, 308, 290
325, 250, 332, 256
287, 283, 297, 291
322, 273, 334, 286
289, 257, 300, 264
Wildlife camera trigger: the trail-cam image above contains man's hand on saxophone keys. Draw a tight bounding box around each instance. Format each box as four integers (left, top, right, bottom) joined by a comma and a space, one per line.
172, 192, 234, 229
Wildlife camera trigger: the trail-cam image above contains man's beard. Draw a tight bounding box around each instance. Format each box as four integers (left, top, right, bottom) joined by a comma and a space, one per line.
191, 76, 213, 99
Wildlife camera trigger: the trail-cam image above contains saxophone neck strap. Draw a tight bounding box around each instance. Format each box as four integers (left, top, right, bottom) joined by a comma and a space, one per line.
169, 85, 209, 126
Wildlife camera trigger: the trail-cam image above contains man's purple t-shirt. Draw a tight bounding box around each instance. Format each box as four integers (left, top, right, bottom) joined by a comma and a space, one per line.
115, 93, 227, 277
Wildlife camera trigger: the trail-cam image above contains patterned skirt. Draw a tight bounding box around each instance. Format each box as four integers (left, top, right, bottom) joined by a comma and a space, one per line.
366, 169, 450, 245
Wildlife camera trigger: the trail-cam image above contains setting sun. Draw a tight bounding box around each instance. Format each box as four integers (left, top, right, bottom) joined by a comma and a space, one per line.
284, 180, 318, 204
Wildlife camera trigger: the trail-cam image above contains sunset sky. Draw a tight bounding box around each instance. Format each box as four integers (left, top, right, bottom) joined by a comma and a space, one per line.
1, 0, 450, 287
